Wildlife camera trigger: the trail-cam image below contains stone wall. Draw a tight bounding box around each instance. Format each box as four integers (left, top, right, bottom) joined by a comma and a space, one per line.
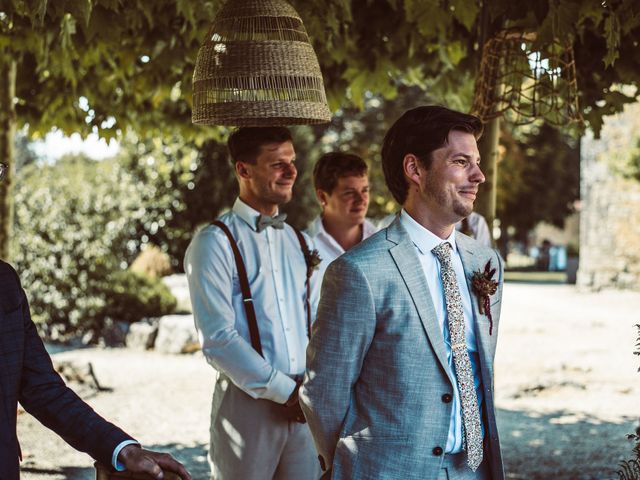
579, 100, 640, 290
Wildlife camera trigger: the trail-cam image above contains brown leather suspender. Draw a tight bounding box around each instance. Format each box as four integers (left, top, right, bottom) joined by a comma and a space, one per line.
212, 220, 312, 357
212, 221, 263, 356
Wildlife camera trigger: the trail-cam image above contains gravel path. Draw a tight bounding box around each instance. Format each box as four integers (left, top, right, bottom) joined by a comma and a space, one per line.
18, 282, 640, 479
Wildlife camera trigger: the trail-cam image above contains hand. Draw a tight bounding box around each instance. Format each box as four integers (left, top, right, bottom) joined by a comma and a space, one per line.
118, 444, 192, 480
282, 400, 306, 423
281, 379, 306, 423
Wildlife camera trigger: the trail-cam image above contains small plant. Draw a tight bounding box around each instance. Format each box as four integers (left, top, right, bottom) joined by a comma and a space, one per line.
130, 244, 172, 278
617, 324, 640, 480
100, 270, 177, 325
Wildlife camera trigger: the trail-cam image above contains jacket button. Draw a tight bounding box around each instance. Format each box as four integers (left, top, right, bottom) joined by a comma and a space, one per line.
318, 455, 327, 471
432, 446, 443, 456
441, 393, 453, 403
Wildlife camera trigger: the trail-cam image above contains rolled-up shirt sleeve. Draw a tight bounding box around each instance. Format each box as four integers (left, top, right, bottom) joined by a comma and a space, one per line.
184, 227, 295, 404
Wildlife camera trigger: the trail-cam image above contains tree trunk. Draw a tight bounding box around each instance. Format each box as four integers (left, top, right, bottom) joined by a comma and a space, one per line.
0, 59, 17, 261
475, 116, 500, 244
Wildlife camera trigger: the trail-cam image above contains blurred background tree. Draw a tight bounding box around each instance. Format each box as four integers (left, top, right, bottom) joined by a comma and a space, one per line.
497, 124, 581, 255
12, 154, 175, 338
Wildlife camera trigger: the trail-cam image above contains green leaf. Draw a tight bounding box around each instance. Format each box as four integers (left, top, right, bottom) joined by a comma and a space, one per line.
445, 40, 466, 66
176, 0, 196, 28
603, 13, 620, 67
404, 0, 450, 39
68, 0, 93, 29
450, 0, 478, 31
33, 0, 48, 27
577, 1, 605, 28
59, 13, 77, 53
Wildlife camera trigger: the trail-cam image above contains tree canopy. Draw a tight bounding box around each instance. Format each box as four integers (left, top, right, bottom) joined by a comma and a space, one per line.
1, 0, 640, 260
1, 0, 639, 139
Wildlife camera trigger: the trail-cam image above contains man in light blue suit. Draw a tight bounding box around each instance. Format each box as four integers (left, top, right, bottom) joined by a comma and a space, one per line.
300, 106, 505, 480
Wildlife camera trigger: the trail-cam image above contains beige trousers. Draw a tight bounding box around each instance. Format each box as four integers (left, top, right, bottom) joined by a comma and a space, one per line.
209, 375, 321, 480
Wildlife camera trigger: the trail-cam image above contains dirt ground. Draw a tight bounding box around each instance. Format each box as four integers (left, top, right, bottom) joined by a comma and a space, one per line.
17, 282, 640, 480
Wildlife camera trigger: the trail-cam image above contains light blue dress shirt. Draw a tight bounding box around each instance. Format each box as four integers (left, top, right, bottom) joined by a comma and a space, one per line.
399, 210, 484, 453
112, 440, 139, 471
184, 198, 319, 404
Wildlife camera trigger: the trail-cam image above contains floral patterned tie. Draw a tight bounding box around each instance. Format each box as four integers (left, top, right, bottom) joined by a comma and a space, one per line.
432, 242, 483, 471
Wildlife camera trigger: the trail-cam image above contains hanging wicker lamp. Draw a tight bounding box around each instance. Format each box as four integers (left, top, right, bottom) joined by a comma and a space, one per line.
192, 0, 332, 126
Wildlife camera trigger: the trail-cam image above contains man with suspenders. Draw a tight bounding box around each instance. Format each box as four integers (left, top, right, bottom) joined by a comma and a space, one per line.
184, 127, 321, 480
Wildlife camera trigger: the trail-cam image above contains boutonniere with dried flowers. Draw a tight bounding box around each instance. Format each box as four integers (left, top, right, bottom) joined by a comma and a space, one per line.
304, 249, 322, 278
471, 260, 499, 335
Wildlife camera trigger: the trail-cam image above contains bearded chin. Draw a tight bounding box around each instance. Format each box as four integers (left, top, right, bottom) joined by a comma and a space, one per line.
453, 200, 473, 218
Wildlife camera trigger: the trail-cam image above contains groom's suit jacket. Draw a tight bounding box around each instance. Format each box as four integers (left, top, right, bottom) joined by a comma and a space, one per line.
301, 218, 505, 480
0, 260, 132, 480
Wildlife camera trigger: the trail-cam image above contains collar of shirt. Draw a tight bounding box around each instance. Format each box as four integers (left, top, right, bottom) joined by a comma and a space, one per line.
233, 198, 281, 232
399, 209, 458, 256
307, 216, 377, 257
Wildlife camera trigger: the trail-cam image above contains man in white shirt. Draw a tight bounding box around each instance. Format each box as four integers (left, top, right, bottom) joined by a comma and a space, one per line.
305, 152, 377, 281
456, 212, 492, 248
184, 127, 320, 480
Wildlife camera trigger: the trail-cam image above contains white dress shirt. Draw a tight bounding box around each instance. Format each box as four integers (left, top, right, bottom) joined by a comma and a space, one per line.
399, 210, 484, 454
184, 198, 319, 404
456, 212, 492, 248
305, 216, 378, 283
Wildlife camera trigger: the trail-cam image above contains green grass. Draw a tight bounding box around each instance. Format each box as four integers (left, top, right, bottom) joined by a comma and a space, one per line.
504, 270, 567, 284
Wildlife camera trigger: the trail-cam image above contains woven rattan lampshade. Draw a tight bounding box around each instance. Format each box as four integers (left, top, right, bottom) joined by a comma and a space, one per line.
192, 0, 332, 126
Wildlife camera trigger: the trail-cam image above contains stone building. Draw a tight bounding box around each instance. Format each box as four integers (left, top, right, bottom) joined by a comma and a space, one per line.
579, 99, 640, 290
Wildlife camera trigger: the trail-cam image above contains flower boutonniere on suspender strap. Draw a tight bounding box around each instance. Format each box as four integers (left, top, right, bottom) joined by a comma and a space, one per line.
471, 260, 498, 335
291, 229, 322, 279
292, 229, 321, 338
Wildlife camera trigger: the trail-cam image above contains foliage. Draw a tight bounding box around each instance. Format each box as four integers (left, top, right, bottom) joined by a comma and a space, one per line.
1, 0, 639, 140
12, 154, 175, 336
636, 323, 640, 373
1, 0, 219, 142
116, 133, 237, 270
2, 0, 640, 260
496, 123, 580, 245
100, 269, 176, 324
14, 130, 38, 171
628, 138, 640, 183
130, 244, 172, 279
617, 324, 640, 479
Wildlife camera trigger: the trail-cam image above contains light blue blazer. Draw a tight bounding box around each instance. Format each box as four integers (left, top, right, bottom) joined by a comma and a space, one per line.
301, 218, 505, 480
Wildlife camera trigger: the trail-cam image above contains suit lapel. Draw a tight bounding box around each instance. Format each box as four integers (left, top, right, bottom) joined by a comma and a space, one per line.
387, 220, 455, 385
456, 234, 494, 377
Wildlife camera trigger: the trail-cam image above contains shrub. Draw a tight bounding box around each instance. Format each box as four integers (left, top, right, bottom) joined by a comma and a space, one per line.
617, 324, 640, 479
100, 270, 176, 324
12, 155, 175, 338
130, 244, 172, 278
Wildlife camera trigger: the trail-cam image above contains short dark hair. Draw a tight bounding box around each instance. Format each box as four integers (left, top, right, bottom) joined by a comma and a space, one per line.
381, 106, 483, 204
228, 127, 293, 164
313, 152, 368, 194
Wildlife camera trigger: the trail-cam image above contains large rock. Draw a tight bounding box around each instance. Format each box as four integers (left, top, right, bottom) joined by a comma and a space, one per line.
126, 319, 159, 350
162, 274, 193, 313
154, 314, 200, 354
